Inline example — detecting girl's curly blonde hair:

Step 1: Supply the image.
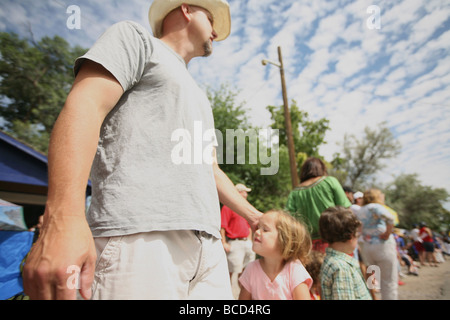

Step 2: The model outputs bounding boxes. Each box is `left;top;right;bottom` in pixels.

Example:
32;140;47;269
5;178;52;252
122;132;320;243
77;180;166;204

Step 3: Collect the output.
265;210;312;264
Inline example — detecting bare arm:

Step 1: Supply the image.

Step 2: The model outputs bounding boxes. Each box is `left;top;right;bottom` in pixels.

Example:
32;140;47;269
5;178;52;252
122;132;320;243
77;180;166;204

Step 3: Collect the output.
293;283;311;300
379;223;394;240
23;60;124;300
212;149;262;231
46;60;123;212
238;286;252;300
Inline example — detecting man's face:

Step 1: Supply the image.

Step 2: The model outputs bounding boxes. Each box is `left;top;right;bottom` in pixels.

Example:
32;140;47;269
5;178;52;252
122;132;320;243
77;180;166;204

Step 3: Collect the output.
189;6;217;57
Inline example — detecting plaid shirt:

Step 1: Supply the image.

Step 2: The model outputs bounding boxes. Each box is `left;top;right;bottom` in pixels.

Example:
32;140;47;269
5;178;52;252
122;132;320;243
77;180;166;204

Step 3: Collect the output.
320;247;372;300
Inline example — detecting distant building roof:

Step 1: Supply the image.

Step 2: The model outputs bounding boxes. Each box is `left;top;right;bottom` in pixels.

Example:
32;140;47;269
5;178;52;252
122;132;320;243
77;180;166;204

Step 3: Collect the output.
0;130;91;191
0;131;48;186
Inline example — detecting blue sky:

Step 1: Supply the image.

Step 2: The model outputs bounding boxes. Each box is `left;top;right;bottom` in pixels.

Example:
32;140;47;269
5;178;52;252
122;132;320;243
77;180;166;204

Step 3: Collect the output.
1;0;450;202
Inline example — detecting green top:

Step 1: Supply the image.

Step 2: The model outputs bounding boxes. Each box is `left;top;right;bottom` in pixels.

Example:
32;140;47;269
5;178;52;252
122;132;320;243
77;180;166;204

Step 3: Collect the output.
285;176;351;240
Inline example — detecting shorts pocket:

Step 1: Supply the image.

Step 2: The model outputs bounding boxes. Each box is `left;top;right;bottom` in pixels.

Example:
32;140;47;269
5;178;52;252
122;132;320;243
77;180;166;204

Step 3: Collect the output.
95;236;123;274
91;236;123;298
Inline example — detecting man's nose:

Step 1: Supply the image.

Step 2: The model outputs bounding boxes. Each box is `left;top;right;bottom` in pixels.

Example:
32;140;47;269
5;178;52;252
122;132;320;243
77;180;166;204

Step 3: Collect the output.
212;29;218;40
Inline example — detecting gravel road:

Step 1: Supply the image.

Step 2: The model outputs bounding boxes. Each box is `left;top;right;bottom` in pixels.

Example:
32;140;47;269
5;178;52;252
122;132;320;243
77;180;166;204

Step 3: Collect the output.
398;258;450;300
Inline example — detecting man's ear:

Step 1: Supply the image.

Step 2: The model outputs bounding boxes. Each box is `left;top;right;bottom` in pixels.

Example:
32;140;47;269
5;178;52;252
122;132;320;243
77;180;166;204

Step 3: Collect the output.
180;4;193;22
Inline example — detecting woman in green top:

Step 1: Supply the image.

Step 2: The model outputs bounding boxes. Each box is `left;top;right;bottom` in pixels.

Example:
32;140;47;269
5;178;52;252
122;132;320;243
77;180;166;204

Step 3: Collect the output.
286;157;351;252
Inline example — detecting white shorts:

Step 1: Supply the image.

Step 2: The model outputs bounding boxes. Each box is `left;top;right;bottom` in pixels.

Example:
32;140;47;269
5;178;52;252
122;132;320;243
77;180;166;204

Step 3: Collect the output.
226;239;255;273
91;230;233;300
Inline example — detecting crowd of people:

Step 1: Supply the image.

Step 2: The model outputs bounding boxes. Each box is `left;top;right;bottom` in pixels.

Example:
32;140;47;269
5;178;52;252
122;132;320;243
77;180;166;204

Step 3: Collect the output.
222;157;450;300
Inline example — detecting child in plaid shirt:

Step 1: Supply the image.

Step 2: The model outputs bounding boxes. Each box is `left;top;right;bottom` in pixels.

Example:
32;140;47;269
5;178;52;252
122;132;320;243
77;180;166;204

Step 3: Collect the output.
319;206;372;300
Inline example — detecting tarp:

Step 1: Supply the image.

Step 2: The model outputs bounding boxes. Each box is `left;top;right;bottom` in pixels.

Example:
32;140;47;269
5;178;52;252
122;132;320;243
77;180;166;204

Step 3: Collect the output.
0;199;27;231
0;231;34;299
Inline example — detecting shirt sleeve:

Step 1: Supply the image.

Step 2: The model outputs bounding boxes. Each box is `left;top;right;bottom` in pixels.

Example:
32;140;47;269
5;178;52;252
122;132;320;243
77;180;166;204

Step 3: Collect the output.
238;261;254;294
285;191;297;214
376;205;395;225
291;260;313;290
74;21;151;92
329;177;352;208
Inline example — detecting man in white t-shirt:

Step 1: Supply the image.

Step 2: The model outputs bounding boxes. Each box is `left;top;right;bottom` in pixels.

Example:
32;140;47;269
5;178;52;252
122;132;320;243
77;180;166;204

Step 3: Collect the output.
23;0;262;300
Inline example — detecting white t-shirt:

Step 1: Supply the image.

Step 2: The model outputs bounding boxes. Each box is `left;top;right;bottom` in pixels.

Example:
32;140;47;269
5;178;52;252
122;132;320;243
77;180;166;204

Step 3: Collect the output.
75;21;221;238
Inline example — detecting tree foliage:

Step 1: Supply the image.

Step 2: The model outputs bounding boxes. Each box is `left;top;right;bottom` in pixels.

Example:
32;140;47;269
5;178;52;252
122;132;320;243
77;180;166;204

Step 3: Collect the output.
267;100;330;176
384;174;450;231
208;87;331;211
0;32;86;153
332;122;401;190
207;85;292;211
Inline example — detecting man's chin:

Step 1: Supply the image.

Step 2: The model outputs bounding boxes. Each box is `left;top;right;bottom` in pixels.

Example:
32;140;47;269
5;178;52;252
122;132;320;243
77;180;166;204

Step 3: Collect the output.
203;42;213;57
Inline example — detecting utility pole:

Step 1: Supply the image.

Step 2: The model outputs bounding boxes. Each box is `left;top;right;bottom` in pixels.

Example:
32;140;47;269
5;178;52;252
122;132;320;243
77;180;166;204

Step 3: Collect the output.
278;46;299;189
262;47;299;189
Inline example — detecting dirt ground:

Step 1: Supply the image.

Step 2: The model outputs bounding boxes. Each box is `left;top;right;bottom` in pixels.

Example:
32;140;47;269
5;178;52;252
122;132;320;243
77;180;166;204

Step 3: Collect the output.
231;257;450;300
398;257;450;300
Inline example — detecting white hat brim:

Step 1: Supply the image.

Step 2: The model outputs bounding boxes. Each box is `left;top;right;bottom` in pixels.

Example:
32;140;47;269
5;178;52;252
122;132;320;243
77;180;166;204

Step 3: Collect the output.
149;0;231;41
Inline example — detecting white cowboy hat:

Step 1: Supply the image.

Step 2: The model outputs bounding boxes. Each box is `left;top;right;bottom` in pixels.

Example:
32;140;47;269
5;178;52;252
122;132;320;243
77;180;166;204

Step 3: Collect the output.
149;0;231;41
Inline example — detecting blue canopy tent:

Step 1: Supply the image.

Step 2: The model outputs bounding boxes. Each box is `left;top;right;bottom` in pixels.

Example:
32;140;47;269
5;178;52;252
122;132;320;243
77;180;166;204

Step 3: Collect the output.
0;199;34;300
0;131;92;299
0;198;28;231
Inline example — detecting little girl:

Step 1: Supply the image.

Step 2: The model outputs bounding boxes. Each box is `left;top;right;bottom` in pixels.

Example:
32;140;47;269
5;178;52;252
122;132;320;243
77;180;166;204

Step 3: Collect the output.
238;210;313;300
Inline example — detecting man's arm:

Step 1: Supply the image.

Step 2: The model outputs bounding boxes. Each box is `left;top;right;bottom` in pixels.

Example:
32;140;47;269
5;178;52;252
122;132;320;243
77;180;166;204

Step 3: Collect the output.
212;149;262;231
23;60;124;300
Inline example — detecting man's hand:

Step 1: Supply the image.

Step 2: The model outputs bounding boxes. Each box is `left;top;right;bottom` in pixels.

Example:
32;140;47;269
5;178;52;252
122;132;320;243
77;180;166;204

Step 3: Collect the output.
222;241;231;253
23;213;97;300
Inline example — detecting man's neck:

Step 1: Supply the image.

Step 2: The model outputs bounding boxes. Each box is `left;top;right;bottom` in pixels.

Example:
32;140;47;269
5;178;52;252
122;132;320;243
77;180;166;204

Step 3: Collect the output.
160;34;196;65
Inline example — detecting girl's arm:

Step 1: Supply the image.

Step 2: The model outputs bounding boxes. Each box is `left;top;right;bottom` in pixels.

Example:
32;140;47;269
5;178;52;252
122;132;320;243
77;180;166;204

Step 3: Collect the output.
238;287;252;300
293;283;311;300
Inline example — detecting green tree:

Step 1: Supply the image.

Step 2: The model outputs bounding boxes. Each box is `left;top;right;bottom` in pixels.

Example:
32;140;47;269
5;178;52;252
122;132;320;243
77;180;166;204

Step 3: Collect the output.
207;85;291;211
332;122;401;190
267;100;330;176
384;174;450;231
0;32;86;153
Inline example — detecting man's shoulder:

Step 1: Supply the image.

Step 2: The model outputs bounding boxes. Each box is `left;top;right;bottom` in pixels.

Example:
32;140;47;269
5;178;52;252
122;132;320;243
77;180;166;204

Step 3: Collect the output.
104;20;155;43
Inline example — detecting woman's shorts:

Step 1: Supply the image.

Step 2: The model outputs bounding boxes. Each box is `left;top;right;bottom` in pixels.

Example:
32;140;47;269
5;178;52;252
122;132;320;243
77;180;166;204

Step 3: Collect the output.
423;241;435;253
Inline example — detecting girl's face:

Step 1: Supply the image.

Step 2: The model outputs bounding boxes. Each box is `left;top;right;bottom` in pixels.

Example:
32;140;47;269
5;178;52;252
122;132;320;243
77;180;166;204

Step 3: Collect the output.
253;213;282;258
